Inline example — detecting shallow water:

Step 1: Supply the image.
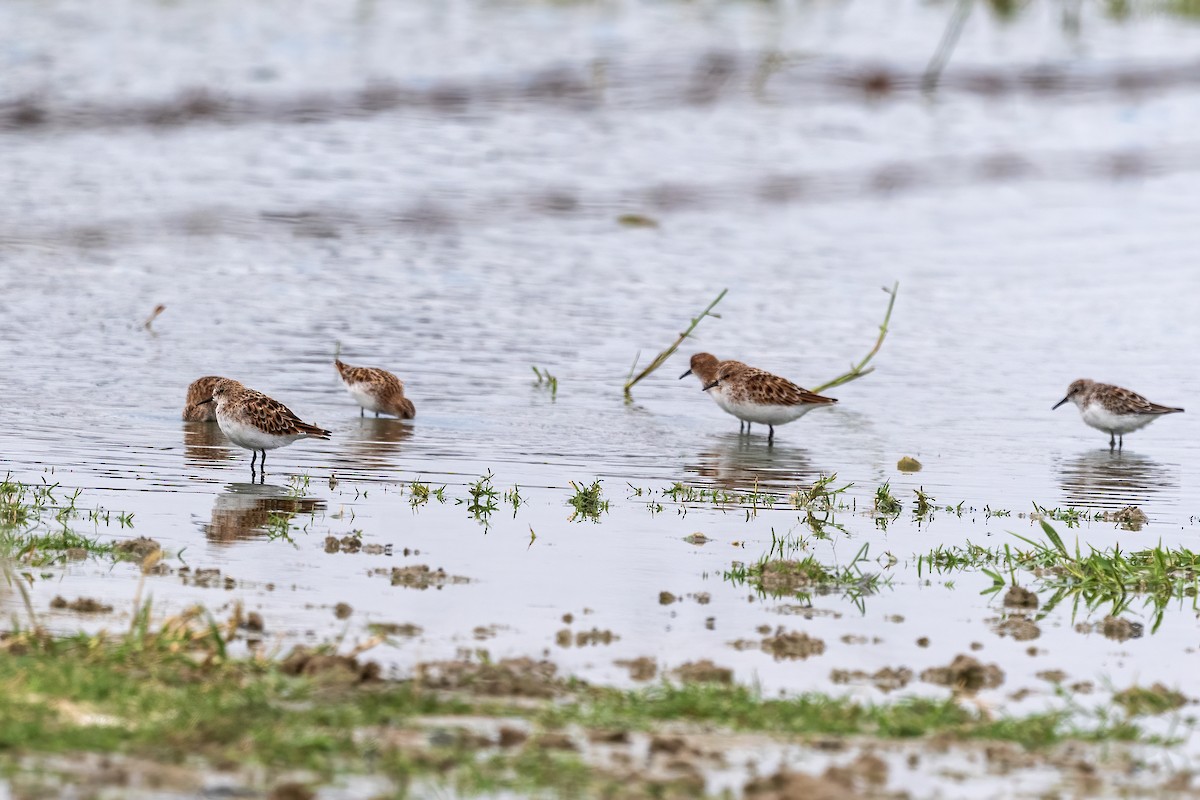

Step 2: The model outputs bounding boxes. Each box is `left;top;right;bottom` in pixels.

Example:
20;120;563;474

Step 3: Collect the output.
3;0;1200;790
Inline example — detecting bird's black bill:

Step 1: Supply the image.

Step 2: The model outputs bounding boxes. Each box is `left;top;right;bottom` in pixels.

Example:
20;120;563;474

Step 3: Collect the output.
679;369;692;380
702;380;720;392
1051;397;1069;410
198;397;214;405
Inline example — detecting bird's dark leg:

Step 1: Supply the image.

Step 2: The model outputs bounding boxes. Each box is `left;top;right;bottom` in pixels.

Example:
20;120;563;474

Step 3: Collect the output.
375;412;379;418
260;450;267;480
360;408;364;418
768;425;775;445
1119;434;1124;450
1109;432;1115;450
746;422;752;434
250;450;258;472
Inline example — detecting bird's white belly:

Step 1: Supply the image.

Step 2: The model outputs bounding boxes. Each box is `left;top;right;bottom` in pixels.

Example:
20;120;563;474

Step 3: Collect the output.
217;416;300;450
344;382;386;413
724;398;819;426
1080;404;1155;435
704;387;733;414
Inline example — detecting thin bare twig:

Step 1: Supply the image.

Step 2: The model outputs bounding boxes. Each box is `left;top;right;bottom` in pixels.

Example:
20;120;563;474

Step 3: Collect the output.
922;0;973;95
624;289;728;397
810;282;899;395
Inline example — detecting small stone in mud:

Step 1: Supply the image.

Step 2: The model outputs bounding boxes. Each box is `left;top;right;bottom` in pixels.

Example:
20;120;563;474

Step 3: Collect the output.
50;596;113;613
324;535;362;554
920;654;1004;692
555;629;572;647
691;592;711;605
916;637;930;648
334;602;352;620
683;532;711;545
970;641;983;651
114;537;162;559
897;456;922;472
1003;585;1039;609
658;591;677;605
672;659;733;684
616;656;657;681
1037;669;1068;684
884;614;904;623
561;613;574;624
243;612;264;632
705;616;715;630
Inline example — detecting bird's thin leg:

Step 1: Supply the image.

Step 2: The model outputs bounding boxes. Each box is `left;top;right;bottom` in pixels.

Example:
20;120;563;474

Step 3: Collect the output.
260;450;266;479
1109;432;1115;450
1119;434;1124;450
746;422;752;434
375;412;379;418
360;408;364;418
250;450;258;472
768;425;775;445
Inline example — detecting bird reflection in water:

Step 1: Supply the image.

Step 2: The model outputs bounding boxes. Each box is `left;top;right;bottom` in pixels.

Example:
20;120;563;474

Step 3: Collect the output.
683;433;819;495
205;482;326;544
183;421;232;464
1057;449;1176;511
333;417;414;471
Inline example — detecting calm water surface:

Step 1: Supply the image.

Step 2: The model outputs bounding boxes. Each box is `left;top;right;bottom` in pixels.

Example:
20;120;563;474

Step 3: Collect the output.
3;0;1200;787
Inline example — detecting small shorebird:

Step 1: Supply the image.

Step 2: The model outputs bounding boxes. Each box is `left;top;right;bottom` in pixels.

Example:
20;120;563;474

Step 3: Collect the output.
182;376;226;422
198;379;331;476
335;358;415;419
681;352;838;443
1053;379;1183;450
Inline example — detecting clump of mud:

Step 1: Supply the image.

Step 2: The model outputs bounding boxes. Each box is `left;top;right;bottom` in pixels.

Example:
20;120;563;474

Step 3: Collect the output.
920;654;1004;692
897;456;922;472
1098;506;1148;531
280;646;380;684
557;628;619;647
50;596;112;614
1113;683;1188;716
990;615;1041;641
369;622;422;638
658;591;677;605
415;657;563;697
178;567;236;589
671;660;733;684
114;537;162;559
324;535;361;554
377;565;469;590
1075;616;1144;642
746;753;888;799
1003;585;1039;609
616;657;657;681
732;628;825;661
831;666;913;693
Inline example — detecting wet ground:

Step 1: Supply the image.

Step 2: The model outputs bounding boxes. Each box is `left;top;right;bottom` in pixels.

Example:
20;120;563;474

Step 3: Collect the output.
3;0;1200;796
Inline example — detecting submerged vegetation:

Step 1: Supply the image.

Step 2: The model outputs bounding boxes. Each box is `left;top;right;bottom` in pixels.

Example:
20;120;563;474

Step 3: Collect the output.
567;480;609;522
919;522;1200;629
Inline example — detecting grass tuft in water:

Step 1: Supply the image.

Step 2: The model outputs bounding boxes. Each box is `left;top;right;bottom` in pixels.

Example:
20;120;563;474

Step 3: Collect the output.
531;365;558;399
567;480;609;523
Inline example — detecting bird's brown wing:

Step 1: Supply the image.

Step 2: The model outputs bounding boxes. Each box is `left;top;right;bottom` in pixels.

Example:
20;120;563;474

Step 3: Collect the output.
336;360;404;391
1104;386;1184;415
734;367;838;407
243;390;331;438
